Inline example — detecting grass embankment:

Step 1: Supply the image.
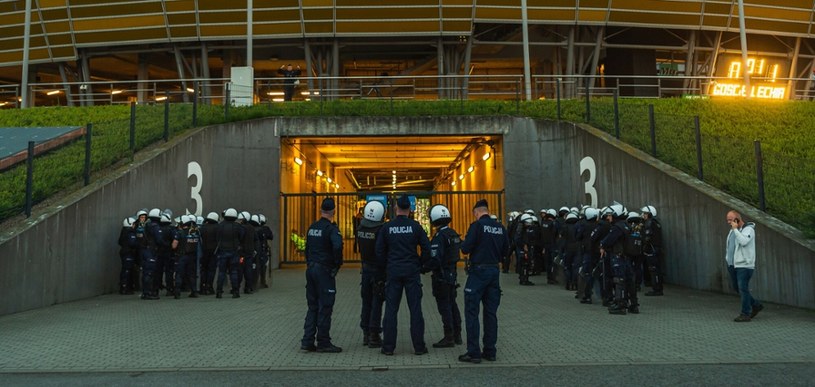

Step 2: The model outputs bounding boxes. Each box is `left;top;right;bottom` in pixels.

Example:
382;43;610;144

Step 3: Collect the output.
0;99;812;236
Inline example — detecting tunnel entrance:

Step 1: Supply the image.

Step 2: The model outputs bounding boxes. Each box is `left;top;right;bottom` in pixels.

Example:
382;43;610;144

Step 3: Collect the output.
280;191;504;264
278;134;505;263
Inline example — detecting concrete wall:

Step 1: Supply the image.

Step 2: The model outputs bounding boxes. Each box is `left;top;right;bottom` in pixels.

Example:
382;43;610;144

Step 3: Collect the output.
0;119;281;316
504;117;815;309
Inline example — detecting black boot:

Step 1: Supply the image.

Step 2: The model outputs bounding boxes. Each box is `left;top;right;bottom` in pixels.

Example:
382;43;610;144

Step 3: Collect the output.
368;332;383;348
363;331;370;346
433;329;456;348
453;329;463;345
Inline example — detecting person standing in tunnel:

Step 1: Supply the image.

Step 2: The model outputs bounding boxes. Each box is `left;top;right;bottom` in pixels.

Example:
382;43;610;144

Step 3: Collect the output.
459;199;509;363
301;197;344;353
376;194;432;356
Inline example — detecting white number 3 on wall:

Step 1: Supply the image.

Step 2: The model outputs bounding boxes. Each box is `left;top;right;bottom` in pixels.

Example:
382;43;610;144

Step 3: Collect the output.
580;156;598;208
187;161;203;216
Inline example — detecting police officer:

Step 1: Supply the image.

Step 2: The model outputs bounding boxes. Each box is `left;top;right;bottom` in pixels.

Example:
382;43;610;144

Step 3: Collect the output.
428;204;463;348
459;199;509;364
579;208;600;304
301;197;343;353
600;202;639;315
503;211;520;273
172;215;201;299
199;212;219;295
517;214;538;286
156;212;176;296
559;212;582;291
238;211;257;295
641;205;664;296
118;217;138;295
138;208;163;300
376;194;432;356
255;214;274;289
627;212;646;294
540;209;559;285
356;200;387;348
215;208;245;299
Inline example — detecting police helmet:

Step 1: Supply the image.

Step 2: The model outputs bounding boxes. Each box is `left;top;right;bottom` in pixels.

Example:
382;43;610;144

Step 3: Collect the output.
123;217;135;228
546;209;557;218
627;212;641;222
565;213;578;221
136;209;148;218
490;214;498;221
558;206;570;216
641;205;657;218
364;201;386;223
237;211;249;222
206;212;220;223
520;213;534;224
524;209;535;215
160;214;172;224
608;202;626;218
174;216;181;225
258;214;267;225
250;214;261;226
223;208;238;220
196;216;204;225
429;204;452;227
570;207;579;215
585;208;600;221
148;208;162;219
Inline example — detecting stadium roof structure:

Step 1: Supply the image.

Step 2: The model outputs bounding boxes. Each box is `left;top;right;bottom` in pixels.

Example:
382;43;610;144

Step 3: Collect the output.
3;0;815;67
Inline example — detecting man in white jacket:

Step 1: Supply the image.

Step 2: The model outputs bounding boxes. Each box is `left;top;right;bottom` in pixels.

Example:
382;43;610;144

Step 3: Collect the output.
725;210;764;322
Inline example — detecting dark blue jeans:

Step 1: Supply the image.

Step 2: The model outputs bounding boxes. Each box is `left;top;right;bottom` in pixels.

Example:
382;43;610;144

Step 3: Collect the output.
382;271;425;353
728;265;761;316
463;265;501;359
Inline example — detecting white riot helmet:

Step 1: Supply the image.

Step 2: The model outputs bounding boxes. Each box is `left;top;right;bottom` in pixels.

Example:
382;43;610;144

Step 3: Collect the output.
570;207;579;215
206;212;220;223
565;213;578;221
250;214;261;225
585;208;600;221
641;205;657;218
180;215;191;224
546;209;557;218
223;208;238;220
237;211;250;222
160;214;172;224
429;204;452;227
258;214;267;225
608;202;626;218
627;212;641;221
163;209;174;219
148;208;162;219
520;213;534;224
123;217;135;228
558;206;570;216
524;209;535;215
364;201;386;223
136;209;148;218
196;216;204;225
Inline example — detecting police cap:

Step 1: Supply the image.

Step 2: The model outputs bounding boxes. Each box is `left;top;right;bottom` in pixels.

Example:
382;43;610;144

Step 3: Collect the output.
397;194;411;210
473;199;489;210
321;197;335;211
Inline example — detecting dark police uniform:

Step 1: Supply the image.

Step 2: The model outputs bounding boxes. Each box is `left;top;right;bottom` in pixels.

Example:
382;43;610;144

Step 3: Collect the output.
460;200;509;363
137;218;162;299
255;221;274;288
356;218;385;346
540;216;559;284
118;223;139;294
430;225;463;347
519;219;541;285
199;220;218;295
600;218;637;314
215;218;245;298
375;196;431;355
643;217;664;295
241;220;257;294
173;223;201;298
156;221;176;295
579;219;599;302
559;217;582;290
301;198;343;352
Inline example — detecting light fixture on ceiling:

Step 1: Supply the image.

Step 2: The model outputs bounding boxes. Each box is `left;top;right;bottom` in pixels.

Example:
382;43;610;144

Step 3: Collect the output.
451;181;456;187
47;90;61;95
467;166;475;173
317;170;324;177
111;90;123;95
327;177;333;183
458;174;464;181
482;152;491;161
294;157;303;166
186;87;195;93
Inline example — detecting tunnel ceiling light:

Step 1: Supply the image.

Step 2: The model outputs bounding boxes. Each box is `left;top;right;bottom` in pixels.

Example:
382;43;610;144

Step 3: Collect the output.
294;157;303;166
186;87;195;93
392;170;396;174
301;91;319;95
467;166;475;173
459;174;464;180
335;183;340;189
482;152;491;161
111;90;123;95
47;90;61;95
272;98;284;102
317;170;323;177
267;91;285;96
327;177;333;183
451;181;456;187
155;96;168;101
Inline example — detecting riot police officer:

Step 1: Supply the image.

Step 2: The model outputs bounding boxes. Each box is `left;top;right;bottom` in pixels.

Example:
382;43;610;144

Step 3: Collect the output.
641;205;664;296
517;214;539;286
559;212;582;291
503;211;521;273
579;208;600;304
428;204;463;348
600;202;639;315
301;197;344;353
238;211;257;295
118;217;138;295
376;194;432;356
156;212;176;296
138;208;163;300
172;215;201;299
215;208;245;299
199;212;219;295
540;209;559;285
356;200;387;348
458;199;509;363
255;214;274;289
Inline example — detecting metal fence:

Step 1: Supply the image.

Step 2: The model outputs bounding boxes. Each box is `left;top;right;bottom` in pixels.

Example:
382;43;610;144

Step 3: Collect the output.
280;191;503;264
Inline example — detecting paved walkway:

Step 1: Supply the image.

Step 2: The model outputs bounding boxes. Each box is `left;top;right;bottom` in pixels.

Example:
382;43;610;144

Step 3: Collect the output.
0;266;813;375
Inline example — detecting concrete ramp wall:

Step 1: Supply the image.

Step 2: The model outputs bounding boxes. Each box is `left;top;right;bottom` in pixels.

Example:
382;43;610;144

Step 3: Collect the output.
1;116;812;316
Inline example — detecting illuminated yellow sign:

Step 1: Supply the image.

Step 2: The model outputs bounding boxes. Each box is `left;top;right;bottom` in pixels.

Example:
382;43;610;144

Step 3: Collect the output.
710;57;786;99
